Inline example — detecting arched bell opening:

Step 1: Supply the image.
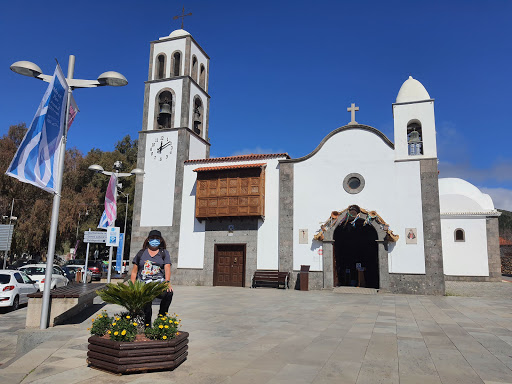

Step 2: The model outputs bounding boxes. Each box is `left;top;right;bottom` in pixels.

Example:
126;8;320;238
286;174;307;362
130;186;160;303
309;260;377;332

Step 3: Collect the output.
193;96;204;136
153;88;176;130
407;119;423;156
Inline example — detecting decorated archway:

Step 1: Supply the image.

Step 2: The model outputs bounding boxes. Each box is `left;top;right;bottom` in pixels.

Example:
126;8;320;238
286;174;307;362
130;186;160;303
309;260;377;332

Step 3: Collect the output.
314;205;399;290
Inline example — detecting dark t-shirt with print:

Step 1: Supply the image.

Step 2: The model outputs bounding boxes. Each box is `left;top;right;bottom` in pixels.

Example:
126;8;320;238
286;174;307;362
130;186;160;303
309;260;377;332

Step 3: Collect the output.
132;249;171;283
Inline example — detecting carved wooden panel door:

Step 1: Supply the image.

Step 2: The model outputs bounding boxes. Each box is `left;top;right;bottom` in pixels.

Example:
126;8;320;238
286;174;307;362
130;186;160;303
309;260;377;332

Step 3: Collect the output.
214;244;245;287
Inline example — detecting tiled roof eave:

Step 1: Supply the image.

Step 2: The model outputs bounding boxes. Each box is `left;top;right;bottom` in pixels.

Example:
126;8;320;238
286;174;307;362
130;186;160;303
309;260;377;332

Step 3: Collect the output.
185;153;290;164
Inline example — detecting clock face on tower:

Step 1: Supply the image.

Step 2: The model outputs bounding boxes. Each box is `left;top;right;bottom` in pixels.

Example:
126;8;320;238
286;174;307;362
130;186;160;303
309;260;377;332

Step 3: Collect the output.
148;133;174;162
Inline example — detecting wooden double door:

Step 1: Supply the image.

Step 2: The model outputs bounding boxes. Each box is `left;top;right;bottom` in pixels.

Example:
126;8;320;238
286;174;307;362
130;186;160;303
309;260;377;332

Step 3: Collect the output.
213;244;246;287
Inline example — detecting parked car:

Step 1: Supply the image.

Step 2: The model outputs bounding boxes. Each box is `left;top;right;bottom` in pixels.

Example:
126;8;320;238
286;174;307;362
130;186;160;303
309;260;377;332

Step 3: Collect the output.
0;270;39;310
67;260;102;281
66;265;93;283
19;264;69;291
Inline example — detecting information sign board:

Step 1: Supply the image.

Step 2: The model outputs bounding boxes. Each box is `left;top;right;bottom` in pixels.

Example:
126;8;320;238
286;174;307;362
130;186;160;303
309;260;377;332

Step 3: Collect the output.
106;227;120;247
84;231;107;244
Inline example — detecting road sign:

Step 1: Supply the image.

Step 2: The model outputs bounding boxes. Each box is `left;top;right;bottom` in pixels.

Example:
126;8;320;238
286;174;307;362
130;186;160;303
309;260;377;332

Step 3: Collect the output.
106;227;120;247
84;231;107;244
0;224;14;251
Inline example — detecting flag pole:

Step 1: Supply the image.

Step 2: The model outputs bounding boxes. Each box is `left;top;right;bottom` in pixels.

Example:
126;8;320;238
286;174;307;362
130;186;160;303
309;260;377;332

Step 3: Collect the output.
40;55;74;330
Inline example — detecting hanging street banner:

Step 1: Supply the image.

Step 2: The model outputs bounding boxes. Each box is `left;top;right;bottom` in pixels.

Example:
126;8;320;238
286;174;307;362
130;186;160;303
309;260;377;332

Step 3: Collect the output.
115;234;124;272
0;225;14;251
84;231;107;244
6;64;70;193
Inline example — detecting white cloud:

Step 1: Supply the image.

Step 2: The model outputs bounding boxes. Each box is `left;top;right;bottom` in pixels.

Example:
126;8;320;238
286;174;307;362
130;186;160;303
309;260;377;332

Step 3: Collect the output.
480;187;512;211
230;146;285;156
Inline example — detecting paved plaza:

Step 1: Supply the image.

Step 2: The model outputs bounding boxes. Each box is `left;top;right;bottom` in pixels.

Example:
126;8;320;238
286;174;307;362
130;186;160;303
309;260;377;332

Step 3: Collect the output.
0;284;512;384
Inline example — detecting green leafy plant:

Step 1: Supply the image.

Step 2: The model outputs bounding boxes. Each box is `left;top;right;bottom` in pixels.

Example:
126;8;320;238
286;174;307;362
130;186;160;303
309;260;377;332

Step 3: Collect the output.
89;311;113;336
97;280;169;317
110;315;138;342
145;313;181;340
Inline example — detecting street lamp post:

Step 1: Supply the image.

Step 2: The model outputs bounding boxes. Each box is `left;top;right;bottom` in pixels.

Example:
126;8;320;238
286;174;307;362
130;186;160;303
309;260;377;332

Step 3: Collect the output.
11;56;128;330
89;161;143;283
2;199;16;270
119;191;129;274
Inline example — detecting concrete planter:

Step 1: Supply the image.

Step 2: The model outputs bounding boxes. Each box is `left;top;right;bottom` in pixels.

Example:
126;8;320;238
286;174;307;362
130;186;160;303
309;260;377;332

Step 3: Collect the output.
87;331;188;374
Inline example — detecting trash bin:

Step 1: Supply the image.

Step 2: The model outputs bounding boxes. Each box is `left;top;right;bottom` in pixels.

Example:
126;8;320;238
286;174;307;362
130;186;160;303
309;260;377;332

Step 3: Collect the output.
300;265;310;291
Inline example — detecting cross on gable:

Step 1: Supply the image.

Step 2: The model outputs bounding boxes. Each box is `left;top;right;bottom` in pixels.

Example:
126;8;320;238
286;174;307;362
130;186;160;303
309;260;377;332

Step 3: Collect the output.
173;6;193;29
347;103;359;125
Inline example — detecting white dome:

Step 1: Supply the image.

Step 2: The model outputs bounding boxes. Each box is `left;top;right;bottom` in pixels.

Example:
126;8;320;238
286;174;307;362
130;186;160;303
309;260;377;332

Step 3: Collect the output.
169;29;190;38
396;76;431;103
438;178;495;213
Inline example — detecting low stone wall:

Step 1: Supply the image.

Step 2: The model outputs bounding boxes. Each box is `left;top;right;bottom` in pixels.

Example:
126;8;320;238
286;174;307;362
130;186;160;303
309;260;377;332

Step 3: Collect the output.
502;255;512;275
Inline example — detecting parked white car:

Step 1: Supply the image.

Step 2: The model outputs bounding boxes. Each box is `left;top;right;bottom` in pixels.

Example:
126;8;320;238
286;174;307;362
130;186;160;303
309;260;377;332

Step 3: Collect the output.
19;264;69;291
0;269;39;310
66;265;93;283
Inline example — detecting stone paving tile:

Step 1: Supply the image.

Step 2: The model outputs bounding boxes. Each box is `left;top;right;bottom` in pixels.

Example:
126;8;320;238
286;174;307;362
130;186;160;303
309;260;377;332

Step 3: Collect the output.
1;286;512;384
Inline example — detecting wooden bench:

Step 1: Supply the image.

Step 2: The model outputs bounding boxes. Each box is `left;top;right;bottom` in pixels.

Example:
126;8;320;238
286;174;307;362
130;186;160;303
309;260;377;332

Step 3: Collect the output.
252;271;290;289
26;283;106;328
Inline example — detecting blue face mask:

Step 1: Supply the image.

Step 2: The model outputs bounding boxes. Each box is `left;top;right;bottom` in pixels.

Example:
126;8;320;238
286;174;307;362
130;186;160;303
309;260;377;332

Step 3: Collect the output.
149;239;161;247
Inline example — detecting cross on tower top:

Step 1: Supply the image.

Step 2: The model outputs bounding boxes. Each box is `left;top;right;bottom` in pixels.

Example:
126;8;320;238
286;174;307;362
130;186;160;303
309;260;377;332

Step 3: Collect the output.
347;103;359;125
173;6;193;29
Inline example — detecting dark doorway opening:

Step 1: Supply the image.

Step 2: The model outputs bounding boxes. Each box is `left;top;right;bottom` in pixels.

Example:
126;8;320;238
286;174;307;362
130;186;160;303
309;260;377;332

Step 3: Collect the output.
333;219;379;288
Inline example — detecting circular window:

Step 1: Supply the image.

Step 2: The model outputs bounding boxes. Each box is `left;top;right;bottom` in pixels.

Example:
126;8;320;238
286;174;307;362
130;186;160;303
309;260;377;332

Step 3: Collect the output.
343;173;365;194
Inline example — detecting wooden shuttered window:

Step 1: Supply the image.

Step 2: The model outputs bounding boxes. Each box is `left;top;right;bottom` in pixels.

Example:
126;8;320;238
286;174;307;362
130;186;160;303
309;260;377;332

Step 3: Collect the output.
195;166;265;219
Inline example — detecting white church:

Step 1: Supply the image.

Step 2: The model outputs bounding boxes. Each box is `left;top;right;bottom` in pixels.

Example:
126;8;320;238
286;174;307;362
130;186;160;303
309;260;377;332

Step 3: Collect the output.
129;28;501;295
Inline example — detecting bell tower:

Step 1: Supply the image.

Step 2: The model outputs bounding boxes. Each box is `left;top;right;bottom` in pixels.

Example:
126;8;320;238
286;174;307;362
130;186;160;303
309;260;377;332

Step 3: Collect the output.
392;76;437;161
130;28;211;265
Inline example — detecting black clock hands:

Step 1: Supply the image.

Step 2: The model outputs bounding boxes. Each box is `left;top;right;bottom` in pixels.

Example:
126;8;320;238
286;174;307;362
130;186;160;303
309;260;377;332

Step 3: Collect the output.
157;141;172;153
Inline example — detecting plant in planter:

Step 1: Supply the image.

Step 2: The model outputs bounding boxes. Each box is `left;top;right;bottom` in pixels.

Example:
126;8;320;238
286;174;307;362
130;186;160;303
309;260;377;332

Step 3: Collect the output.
87;281;189;374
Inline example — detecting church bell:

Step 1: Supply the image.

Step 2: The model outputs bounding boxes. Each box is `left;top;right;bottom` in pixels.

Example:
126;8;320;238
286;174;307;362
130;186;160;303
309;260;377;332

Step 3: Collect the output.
408;130;421;144
159;102;172;116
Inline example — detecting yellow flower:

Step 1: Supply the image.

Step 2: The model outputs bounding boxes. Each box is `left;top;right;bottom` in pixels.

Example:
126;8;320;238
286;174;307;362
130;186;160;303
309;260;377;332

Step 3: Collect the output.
121;330;126;335
91;319;94;322
163;336;167;340
169;320;172;323
158;314;162;317
174;321;179;324
116;317;120;320
126;316;130;319
133;322;138;326
159;325;163;329
164;325;169;329
108;330;111;334
176;332;180;336
114;331;119;336
146;324;149;326
112;322;116;326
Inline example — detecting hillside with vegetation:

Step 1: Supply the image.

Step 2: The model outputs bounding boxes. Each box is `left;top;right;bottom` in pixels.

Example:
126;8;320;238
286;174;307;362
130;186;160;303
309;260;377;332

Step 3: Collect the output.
498;209;512;240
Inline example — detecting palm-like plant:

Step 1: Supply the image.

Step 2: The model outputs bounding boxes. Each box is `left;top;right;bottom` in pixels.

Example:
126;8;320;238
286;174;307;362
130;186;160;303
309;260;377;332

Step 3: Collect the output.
97;281;169;316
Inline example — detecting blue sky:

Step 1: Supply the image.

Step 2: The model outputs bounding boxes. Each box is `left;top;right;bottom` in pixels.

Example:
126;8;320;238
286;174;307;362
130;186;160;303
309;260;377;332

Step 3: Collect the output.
1;0;511;210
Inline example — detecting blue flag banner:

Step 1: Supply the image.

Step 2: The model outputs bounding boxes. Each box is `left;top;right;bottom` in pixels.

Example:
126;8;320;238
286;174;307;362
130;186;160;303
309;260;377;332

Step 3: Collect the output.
116;234;124;272
6;64;69;193
98;210;109;229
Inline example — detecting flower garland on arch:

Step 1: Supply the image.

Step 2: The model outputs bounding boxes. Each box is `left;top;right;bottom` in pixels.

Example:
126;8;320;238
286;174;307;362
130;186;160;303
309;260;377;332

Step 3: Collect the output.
313;206;399;242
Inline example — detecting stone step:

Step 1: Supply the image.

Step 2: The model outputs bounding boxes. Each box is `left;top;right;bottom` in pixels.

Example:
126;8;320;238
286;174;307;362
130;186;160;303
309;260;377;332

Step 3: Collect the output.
332;286;378;295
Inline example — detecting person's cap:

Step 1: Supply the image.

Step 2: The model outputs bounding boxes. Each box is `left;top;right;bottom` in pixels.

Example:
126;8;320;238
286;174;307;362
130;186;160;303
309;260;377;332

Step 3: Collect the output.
148;229;162;238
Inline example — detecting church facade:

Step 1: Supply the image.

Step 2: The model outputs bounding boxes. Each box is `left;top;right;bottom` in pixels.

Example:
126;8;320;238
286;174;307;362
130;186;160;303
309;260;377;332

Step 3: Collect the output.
129;29;501;295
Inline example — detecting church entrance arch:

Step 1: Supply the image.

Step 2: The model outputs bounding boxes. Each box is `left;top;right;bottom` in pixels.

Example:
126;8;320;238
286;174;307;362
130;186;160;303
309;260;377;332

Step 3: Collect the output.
315;205;399;290
333;217;378;288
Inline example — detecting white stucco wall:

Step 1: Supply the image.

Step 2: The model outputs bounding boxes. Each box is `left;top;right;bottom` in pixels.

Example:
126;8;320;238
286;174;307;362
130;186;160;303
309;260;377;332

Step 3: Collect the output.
147;80;183;131
152;39;187;80
178;158;283;270
140;130;178;227
188;134;207;161
292;128;426;274
441;217;489;276
393;101;437;161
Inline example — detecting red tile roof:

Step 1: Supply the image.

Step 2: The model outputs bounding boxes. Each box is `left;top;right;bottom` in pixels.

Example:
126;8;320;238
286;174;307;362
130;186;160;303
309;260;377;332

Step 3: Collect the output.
185;153;290;164
500;237;512;246
193;163;267;172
